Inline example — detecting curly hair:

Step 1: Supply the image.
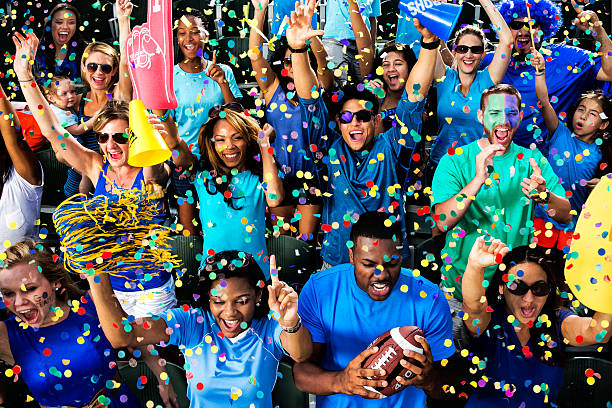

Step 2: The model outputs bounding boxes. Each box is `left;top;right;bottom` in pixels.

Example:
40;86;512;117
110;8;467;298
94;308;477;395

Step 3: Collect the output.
485;245;565;367
197;250;269;319
496;0;563;40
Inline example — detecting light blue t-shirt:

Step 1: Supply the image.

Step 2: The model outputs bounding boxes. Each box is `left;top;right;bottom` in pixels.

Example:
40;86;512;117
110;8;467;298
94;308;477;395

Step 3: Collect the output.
298;264;456;408
162;307;284;408
169;63;242;157
300;92;424;266
431;66;494;164
192;169;270;278
480;43;602;151
534;123;601;231
323;0;380;41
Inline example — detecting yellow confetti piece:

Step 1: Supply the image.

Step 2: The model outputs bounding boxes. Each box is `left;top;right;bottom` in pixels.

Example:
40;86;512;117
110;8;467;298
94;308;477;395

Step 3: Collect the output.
400;284;408;292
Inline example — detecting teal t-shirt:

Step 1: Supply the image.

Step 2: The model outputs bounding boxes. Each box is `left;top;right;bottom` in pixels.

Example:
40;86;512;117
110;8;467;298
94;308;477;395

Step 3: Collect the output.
192;170;270;278
431;141;565;300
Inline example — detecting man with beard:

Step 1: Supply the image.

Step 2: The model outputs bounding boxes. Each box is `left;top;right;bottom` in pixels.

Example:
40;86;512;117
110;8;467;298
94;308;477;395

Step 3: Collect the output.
431;84;570;336
481;0;612;150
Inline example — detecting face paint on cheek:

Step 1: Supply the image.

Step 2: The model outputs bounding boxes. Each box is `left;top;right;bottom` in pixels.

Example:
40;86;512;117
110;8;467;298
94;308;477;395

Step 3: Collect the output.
484;94;520;130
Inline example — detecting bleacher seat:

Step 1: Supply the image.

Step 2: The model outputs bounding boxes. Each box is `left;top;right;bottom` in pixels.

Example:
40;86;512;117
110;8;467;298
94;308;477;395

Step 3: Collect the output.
169;234;204;305
266;235;318;291
272;361;309;408
557;356;612;408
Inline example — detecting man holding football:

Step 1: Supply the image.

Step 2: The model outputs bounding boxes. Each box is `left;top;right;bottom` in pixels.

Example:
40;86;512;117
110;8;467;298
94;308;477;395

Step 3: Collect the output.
294;211;456;406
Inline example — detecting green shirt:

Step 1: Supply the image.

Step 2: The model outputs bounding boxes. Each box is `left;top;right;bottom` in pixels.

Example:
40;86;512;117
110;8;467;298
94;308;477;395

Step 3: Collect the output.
431;141;565;300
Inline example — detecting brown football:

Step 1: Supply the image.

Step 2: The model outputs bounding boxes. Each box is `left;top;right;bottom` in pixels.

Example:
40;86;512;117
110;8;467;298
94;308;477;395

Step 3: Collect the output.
361;326;425;397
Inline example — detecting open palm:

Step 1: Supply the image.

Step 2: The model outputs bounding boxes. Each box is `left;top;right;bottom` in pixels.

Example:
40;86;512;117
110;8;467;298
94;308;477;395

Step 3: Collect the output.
286;0;324;49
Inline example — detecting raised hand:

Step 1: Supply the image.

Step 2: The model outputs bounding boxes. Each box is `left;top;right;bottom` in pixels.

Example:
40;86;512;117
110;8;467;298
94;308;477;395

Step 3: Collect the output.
258;123;276;149
530;50;546;73
571;0;603;34
413;18;438;43
117;0;133;18
474;144;505;183
251;0;270;12
126;0;177;109
267;255;300;329
12;32;39;79
286;0;325;49
468;236;509;270
521;157;547;200
206;51;227;85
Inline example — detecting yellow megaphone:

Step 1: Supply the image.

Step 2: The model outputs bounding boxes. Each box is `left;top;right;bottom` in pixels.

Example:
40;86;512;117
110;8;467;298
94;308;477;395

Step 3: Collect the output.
564;174;612;313
127;99;172;167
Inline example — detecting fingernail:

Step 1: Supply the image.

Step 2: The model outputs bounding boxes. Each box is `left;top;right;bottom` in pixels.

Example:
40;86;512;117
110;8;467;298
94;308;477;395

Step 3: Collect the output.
381;381;388;387
372;346;378;352
379;369;385;375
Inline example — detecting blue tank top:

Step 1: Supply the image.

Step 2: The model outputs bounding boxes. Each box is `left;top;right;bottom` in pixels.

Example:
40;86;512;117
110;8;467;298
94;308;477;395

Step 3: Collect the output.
4;294;138;408
64;97;100;197
93;162;170;292
267;85;317;177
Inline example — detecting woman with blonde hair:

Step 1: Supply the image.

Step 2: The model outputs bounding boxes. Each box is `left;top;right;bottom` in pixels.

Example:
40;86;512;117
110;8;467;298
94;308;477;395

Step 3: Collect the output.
0;240;138;407
168;102;283;278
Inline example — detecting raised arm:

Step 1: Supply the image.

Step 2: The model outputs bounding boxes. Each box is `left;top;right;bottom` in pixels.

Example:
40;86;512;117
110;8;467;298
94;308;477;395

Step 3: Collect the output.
347;0;375;79
149;110;197;169
286;0;325;98
531;50;559;135
260;124;284;207
405;19;438;102
248;0;279;104
86;272;170;348
12;32;102;183
479;0;512;84
462;237;509;336
268;256;312;362
571;0;612;82
115;0;133;101
0;84;42;185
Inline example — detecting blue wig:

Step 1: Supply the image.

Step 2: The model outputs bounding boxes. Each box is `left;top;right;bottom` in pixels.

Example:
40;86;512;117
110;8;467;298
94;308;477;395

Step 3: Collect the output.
496;0;563;40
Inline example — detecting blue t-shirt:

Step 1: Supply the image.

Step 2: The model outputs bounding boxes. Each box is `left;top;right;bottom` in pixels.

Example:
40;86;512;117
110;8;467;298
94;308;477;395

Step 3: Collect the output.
431;66;494;164
300;92;424;265
4;294;137;408
267;85;317;177
323;0;380;41
534;123;601;231
92;162;170;292
480;43;602;151
271;0;317;36
169;63;242;157
162;307;284;408
298;264;456;408
466;308;574;408
193;169;270;277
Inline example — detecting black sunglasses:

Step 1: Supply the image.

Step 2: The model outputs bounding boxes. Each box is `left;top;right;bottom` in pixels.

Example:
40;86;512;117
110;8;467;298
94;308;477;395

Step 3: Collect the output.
86;62;114;74
96;131;129;144
509;20;532;31
208;102;244;119
454;45;485;55
338;109;374;124
506;279;550;297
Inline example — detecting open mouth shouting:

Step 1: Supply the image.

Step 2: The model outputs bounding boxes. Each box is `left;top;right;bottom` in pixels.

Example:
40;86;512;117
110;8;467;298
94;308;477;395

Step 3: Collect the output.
386;74;400;88
516;36;532;50
370;281;390;298
220;318;242;333
493;126;511;146
18;308;40;325
348;129;364;143
91;75;108;88
107;150;124;162
520;305;535;319
57;31;71;44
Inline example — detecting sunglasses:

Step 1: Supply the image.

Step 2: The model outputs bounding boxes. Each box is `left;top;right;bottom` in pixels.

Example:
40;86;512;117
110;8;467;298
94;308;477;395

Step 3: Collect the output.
283;57;292;66
208;102;244;119
454;45;484;54
96;131;129;144
506;279;550;297
509;20;532;31
86;62;114;74
338;109;374;124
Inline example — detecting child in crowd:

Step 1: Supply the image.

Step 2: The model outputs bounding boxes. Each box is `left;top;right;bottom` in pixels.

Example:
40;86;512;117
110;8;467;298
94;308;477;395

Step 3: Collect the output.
44;76;96;195
532;51;611;253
